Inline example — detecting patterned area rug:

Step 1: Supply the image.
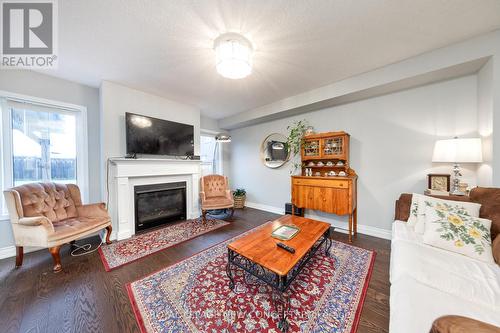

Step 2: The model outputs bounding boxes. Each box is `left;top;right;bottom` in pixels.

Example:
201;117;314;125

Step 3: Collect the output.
99;218;229;271
127;223;375;333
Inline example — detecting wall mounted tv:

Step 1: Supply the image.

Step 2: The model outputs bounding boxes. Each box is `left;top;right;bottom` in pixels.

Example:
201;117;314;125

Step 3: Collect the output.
126;112;194;157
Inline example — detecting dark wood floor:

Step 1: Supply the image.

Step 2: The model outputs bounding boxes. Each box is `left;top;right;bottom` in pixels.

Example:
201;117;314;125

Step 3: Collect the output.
0;208;390;333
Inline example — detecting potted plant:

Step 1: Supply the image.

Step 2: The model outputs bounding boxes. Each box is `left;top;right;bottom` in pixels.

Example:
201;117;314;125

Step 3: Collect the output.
286;120;311;174
233;188;246;209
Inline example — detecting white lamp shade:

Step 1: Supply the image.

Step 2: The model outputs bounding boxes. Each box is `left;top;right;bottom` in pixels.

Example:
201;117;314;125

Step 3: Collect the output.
432;138;483;163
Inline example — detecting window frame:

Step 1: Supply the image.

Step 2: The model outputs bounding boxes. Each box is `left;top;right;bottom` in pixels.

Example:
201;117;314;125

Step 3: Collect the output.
200;130;223;176
0;90;89;217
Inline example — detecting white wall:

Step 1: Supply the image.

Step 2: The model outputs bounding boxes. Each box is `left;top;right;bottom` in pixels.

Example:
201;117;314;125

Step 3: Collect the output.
100;81;201;233
229;75;479;237
100;81;200;160
477;59;494;186
0;70;100;250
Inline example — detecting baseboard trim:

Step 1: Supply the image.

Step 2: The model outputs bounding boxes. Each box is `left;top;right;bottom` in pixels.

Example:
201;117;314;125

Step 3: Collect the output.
0;246;15;260
0;245;43;260
245;202;285;215
245;201;392;240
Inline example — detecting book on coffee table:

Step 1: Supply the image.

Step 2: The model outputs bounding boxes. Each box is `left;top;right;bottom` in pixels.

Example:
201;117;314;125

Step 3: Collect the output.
271;225;300;240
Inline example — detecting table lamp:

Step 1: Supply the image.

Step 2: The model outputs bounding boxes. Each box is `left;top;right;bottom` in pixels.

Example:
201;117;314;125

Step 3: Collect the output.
432;137;482;195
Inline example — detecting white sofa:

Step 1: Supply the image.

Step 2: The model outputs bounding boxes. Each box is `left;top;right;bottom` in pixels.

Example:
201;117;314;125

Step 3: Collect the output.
389;220;500;333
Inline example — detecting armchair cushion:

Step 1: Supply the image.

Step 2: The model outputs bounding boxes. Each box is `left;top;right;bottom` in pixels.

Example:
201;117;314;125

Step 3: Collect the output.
201;196;234;210
49;216;110;243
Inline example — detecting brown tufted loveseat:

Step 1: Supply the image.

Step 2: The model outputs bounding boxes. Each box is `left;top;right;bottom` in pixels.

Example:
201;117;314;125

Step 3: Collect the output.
3;182;112;272
199;175;234;222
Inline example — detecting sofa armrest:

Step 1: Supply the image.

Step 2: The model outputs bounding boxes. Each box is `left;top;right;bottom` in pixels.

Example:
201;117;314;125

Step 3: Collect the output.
430;315;500;333
225;189;233;201
18;216;54;233
395;193;413;221
199;191;206;201
493;234;500;266
76;203;109;218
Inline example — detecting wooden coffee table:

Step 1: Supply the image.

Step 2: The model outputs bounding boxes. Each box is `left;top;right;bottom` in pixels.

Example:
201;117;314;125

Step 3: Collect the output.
226;215;332;332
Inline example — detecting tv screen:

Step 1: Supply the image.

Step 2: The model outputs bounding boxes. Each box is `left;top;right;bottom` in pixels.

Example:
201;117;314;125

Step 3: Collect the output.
126;112;194;156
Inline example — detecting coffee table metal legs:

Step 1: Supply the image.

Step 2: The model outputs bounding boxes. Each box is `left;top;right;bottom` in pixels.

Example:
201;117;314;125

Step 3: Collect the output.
324;228;333;256
226;249;235;290
272;286;290;332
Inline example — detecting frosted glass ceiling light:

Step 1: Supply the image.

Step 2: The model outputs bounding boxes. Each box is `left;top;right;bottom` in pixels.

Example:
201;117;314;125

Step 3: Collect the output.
214;33;253;79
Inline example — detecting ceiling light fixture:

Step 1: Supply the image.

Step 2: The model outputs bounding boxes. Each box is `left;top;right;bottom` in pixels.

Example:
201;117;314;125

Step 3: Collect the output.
214;32;253;79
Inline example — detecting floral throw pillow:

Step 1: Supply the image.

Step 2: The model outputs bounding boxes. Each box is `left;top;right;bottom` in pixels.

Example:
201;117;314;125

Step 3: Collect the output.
423;206;494;263
414;196;481;234
407;193;424;227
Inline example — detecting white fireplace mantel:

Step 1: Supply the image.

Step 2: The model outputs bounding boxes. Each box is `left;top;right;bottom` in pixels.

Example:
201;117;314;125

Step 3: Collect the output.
108;158;201;240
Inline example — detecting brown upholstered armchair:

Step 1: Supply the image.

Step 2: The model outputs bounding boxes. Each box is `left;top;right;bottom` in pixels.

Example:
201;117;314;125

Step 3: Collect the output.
3;183;112;272
199;175;234;222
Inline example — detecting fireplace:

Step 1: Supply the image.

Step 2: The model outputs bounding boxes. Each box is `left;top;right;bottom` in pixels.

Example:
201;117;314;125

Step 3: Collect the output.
134;182;187;232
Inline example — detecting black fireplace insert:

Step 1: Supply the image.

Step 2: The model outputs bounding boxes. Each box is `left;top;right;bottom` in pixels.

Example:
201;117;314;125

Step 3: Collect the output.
134;182;187;232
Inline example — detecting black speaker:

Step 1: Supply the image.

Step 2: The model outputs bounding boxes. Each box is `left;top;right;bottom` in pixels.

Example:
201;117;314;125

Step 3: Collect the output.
285;203;304;216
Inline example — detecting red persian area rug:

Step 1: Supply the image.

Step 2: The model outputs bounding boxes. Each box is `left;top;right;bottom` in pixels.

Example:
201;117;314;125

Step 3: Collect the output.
99;218;229;271
126;224;376;333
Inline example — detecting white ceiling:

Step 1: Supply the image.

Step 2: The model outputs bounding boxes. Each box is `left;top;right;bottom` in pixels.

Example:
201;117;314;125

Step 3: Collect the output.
46;0;500;119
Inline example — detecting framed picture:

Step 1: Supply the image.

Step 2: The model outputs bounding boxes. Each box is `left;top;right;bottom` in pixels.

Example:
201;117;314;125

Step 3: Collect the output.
427;174;451;192
271;225;300;241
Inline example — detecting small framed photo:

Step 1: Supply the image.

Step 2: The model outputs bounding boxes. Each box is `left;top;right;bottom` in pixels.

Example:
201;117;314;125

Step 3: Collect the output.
271;225;300;241
427;174;451;192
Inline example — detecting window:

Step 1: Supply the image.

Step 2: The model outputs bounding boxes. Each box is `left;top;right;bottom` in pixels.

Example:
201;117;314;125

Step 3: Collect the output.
200;134;222;176
11;107;77;186
1;94;88;215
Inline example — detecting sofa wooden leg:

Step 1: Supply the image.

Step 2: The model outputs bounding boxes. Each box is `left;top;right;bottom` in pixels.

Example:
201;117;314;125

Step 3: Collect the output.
105;225;112;245
15;246;23;268
49;246;62;273
229;207;235;219
202;210;207;223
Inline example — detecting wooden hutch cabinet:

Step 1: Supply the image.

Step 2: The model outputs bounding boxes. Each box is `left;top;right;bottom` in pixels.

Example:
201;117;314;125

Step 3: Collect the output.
291;131;358;242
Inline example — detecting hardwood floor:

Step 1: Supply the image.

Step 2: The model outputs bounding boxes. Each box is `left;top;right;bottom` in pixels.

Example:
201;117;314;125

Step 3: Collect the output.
0;208;390;333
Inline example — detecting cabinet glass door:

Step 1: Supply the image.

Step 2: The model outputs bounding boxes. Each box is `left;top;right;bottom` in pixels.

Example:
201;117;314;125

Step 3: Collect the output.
303;139;320;157
323;137;343;157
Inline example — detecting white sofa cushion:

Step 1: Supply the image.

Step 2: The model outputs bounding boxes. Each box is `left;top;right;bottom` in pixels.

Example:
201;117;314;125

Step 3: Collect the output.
391;221;500;309
390;276;500;333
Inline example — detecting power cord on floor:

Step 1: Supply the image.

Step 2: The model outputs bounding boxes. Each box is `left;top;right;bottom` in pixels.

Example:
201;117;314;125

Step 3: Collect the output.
70;240;104;257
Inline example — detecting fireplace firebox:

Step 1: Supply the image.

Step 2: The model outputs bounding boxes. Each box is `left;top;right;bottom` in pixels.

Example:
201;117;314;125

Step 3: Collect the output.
134;182;187;232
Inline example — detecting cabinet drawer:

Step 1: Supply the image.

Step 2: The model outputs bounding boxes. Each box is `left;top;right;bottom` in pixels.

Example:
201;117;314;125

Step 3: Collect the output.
292;178;349;189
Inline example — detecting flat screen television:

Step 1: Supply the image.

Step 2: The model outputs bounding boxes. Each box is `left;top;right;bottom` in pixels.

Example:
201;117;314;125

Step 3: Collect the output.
126;112;194;157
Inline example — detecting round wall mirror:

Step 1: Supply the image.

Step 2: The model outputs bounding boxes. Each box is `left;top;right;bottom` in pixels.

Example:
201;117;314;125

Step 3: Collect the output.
260;133;290;168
